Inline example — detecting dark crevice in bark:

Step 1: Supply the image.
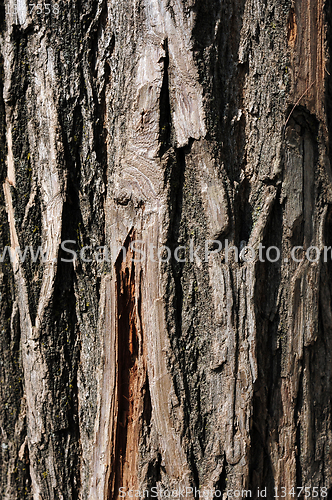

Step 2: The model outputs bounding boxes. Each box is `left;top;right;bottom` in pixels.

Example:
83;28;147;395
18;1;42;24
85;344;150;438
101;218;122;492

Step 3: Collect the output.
90;1;109;247
5;29;29;105
164;147;189;398
231;270;240;451
189;447;200;489
101;54;111;196
321;7;332;484
37;127;83;497
143;373;152;428
249;196;283;493
0;52;30;499
48;261;81;497
213;459;227;499
98;66;110;249
192;0;220;50
192;0;247;182
324;205;332;281
325;0;332;179
0;298;26;497
0;55;4;168
140;294;159;491
159;38;171;157
58;174;82;500
0;0;4;30
295;364;304;487
191;0;248;252
22;191;42;328
146;452;162;487
24;443;32;499
164;144;204;487
316;261;332;489
8;33;30;206
237;176;252;247
285;107;319;138
110;231;140;500
168;147;186;335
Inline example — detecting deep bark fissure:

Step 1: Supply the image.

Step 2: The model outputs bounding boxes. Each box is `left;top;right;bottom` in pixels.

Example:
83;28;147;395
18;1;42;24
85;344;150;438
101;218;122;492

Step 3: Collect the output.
159;38;171;158
213;458;227;499
0;49;33;499
111;232;142;500
165;144;200;485
295;362;304;488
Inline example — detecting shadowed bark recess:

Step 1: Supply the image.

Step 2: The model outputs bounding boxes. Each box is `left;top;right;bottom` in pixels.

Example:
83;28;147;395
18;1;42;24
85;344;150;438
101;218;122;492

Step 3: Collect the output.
1;0;332;499
110;233;146;500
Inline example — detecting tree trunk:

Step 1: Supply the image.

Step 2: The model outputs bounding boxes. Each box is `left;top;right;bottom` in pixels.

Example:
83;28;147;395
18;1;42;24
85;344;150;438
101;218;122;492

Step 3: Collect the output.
1;0;332;498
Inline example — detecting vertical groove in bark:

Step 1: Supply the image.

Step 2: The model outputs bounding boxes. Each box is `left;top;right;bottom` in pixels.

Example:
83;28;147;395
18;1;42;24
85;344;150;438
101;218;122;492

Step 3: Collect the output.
159;38;171;158
0;35;32;500
109;232;146;500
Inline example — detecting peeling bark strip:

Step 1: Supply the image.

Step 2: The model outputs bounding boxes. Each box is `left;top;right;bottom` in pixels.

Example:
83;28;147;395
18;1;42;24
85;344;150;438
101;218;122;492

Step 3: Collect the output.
1;0;332;498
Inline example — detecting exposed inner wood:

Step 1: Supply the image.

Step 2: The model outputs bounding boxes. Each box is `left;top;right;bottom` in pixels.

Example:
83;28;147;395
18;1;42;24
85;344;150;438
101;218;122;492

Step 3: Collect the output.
110;234;146;499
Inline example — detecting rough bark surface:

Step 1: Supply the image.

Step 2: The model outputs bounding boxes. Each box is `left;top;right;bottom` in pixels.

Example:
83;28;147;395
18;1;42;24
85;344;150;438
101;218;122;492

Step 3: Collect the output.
1;0;332;499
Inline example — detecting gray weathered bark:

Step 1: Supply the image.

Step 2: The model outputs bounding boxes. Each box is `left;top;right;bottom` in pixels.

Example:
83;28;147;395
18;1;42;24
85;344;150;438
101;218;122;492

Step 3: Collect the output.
1;0;332;498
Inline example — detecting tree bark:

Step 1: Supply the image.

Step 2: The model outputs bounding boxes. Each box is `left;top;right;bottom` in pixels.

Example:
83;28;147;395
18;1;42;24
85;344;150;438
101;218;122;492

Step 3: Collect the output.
1;0;332;498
